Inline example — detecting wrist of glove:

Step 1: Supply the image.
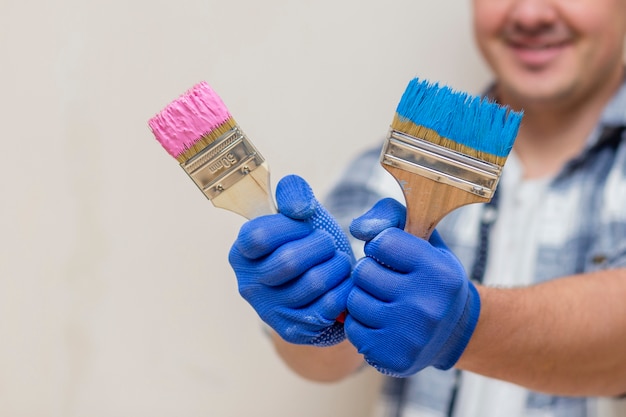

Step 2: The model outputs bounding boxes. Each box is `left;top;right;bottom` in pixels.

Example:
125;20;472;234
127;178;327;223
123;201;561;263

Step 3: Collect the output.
229;174;354;346
344;198;481;376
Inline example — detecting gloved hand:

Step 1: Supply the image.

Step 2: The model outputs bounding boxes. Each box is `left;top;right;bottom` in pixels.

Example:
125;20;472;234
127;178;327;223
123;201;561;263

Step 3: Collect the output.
344;198;481;377
229;174;355;346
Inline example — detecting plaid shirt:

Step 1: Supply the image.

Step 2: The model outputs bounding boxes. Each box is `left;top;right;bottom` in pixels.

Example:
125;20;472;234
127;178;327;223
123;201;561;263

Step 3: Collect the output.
324;79;626;417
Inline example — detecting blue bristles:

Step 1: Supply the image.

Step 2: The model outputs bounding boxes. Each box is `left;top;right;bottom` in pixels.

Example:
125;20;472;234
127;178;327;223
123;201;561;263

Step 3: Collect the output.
395;78;523;159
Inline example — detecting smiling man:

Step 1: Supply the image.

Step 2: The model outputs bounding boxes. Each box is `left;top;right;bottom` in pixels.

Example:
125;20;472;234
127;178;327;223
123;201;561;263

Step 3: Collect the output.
474;0;626;179
228;1;626;416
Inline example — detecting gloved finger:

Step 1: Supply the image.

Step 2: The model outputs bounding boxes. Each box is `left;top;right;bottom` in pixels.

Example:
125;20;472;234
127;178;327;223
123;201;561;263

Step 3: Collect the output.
230;229;336;288
263;252;352;308
350;198;406;242
364;228;433;273
233;214;313;259
346;286;390;329
307;277;353;322
268;278;351;343
343;314;380;349
255;229;337;286
344;314;426;377
276;174;318;220
351;257;406;302
270;306;334;343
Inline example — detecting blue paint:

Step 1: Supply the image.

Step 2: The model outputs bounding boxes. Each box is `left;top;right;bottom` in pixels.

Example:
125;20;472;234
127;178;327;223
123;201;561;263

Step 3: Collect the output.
399;179;411;193
396;78;523;158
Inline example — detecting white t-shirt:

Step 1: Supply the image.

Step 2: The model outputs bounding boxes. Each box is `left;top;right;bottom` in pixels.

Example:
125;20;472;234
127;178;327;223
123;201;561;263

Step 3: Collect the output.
453;153;551;417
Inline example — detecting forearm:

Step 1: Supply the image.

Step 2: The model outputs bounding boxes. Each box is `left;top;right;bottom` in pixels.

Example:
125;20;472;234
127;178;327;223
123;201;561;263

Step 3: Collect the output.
270;331;364;382
457;269;626;396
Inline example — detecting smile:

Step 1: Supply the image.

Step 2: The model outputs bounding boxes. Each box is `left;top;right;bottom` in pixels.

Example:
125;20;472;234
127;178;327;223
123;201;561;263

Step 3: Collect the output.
506;38;571;68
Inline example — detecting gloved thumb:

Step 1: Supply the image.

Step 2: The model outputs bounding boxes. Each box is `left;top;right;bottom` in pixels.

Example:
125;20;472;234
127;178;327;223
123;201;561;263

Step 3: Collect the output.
276;174;317;220
276;174;354;261
350;198;406;242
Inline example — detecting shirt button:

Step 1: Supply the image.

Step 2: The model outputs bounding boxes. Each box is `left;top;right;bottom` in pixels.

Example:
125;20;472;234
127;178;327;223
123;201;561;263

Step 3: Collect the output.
591;254;607;265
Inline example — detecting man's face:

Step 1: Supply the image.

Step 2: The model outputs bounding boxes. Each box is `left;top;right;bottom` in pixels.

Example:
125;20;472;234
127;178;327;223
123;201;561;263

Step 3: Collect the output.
473;0;626;107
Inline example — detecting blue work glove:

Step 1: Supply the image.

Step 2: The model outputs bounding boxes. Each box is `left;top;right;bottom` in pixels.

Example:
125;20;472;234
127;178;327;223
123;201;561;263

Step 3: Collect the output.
345;198;481;377
229;174;355;346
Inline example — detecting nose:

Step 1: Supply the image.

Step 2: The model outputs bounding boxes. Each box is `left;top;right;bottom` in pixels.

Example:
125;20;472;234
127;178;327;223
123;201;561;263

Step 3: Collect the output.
509;0;558;31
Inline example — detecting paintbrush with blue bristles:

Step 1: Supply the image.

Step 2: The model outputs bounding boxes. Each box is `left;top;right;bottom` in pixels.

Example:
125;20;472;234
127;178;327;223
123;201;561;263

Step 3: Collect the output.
380;78;523;239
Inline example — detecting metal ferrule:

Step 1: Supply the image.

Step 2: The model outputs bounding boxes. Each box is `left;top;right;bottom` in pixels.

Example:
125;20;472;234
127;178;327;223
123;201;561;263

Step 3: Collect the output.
181;126;265;200
381;129;502;198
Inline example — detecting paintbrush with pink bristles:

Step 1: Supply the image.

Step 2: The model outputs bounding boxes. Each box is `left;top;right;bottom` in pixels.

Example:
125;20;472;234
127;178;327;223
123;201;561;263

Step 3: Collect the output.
148;81;350;323
148;81;276;219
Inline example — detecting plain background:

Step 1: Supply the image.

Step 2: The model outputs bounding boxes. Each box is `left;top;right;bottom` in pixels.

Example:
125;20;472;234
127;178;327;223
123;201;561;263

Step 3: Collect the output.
0;1;490;416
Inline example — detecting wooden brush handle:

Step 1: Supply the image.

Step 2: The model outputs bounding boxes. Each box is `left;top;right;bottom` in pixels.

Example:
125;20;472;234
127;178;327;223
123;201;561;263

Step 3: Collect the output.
210;162;277;219
383;165;489;239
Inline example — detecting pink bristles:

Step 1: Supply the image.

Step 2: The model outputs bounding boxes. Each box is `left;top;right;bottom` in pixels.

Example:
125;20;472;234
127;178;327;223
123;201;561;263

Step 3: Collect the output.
148;81;232;159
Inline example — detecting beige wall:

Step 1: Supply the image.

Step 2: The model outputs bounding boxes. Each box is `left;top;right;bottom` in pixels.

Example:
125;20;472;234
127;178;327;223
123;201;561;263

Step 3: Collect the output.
0;1;490;416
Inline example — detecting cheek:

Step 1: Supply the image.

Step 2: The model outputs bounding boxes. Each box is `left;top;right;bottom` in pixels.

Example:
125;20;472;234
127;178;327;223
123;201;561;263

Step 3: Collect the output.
563;0;626;39
472;0;508;61
472;0;508;43
568;6;626;62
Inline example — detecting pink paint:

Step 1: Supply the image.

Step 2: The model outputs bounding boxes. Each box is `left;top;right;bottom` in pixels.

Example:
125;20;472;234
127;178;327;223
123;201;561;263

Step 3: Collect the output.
149;81;232;158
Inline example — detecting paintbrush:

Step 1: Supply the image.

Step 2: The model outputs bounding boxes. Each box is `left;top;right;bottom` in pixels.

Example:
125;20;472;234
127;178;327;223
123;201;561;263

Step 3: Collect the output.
148;81;354;324
380;78;523;239
148;81;276;219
